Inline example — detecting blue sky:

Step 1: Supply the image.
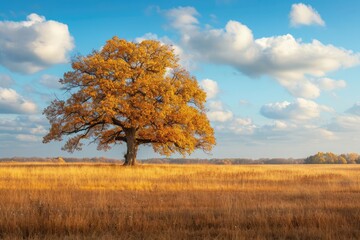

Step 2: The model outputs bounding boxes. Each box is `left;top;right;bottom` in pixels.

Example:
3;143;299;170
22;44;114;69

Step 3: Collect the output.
1;0;360;159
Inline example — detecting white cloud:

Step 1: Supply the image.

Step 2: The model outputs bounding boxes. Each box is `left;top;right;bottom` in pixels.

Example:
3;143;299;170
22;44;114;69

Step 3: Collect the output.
315;78;346;91
165;7;199;33
207;110;233;122
260;98;332;121
200;79;219;99
277;78;320;99
206;100;233;122
0;13;74;74
277;77;345;99
164;7;359;99
0;87;37;114
0;74;14;87
201;78;233;123
289;3;325;27
39;74;61;89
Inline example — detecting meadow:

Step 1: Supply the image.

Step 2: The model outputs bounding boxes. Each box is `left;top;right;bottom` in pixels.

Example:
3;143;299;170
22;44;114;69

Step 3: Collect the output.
0;163;359;239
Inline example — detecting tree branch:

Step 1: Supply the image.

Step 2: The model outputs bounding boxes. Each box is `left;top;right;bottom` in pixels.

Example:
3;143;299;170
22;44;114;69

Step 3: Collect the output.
111;117;125;128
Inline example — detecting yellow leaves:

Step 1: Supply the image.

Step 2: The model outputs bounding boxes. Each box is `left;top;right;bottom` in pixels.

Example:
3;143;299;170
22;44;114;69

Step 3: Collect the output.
44;36;215;156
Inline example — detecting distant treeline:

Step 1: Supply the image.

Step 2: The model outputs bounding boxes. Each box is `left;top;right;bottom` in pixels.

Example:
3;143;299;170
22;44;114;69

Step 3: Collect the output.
1;153;359;164
304;152;360;164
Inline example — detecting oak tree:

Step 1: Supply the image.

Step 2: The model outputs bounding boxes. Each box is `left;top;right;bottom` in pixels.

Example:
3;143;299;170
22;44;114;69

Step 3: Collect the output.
43;37;215;165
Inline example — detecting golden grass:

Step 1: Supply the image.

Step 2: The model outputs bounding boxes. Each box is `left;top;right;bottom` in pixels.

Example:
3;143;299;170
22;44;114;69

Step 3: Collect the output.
0;163;359;239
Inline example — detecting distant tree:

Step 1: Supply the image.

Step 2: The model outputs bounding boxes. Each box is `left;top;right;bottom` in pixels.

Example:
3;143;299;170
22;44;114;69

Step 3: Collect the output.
337;155;347;164
346;153;358;164
43;37;216;165
325;152;337;164
310;152;326;164
305;152;359;164
304;152;328;164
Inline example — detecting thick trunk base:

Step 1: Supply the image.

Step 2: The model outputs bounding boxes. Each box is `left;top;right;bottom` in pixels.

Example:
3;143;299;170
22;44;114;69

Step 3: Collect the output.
123;154;136;166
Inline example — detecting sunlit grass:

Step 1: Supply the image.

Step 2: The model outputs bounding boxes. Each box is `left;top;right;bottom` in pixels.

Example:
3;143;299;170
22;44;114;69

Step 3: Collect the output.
0;163;359;239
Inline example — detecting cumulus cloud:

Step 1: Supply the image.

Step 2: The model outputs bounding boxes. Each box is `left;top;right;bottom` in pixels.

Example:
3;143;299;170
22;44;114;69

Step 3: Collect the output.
289;3;325;27
206;100;233;122
164;7;359;98
0;13;74;74
200;79;219;99
38;74;61;89
260;98;333;121
0;87;37;114
277;78;320;99
0;74;14;87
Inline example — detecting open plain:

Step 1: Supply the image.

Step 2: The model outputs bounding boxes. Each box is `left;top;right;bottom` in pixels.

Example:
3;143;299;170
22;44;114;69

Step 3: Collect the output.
0;163;359;239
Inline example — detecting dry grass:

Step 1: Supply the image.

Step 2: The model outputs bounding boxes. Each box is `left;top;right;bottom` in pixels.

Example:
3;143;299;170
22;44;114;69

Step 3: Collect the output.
0;163;359;239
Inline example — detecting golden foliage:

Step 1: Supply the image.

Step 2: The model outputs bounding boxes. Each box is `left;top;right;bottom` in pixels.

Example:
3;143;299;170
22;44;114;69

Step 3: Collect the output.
43;37;215;164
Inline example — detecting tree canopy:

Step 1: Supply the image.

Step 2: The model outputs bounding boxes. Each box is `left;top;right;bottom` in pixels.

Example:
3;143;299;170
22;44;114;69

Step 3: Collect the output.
43;37;216;165
304;152;360;164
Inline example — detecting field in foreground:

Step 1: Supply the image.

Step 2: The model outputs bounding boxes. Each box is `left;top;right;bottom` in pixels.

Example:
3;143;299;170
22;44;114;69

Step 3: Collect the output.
0;163;359;239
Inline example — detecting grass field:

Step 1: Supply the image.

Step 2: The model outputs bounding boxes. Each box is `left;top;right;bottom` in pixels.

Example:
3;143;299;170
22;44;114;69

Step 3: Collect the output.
0;163;359;239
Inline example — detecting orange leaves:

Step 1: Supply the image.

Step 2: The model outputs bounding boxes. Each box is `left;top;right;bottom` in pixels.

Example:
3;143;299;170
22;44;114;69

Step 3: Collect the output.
43;37;215;157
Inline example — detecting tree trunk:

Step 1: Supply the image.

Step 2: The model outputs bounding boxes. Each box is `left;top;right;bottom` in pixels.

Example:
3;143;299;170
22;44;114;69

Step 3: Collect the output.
123;128;138;166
